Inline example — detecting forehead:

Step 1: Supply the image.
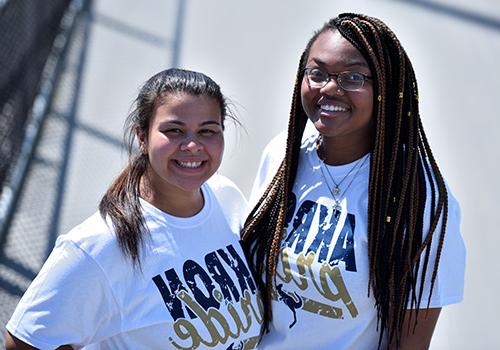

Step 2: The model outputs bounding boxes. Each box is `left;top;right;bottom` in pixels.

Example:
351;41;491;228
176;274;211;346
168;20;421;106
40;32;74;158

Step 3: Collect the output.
307;30;369;69
156;92;219;109
152;93;222;123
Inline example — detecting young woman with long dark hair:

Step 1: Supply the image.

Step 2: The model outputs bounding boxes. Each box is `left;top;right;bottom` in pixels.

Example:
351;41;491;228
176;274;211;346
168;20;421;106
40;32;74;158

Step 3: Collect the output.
6;68;262;350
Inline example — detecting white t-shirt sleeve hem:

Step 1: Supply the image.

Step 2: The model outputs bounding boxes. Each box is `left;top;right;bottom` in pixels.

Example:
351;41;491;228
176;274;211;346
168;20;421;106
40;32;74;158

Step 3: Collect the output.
6;236;120;348
407;294;464;310
4;327;61;350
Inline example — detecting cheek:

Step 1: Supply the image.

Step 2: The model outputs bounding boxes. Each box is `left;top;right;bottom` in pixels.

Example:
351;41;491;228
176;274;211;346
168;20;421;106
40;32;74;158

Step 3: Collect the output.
148;136;176;156
355;89;374;113
361;96;373;113
300;80;315;110
365;86;374;109
206;136;225;160
355;95;374;128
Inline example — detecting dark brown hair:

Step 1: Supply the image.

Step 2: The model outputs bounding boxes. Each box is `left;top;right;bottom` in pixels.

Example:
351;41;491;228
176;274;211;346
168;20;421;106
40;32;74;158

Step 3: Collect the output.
99;68;233;266
242;13;448;347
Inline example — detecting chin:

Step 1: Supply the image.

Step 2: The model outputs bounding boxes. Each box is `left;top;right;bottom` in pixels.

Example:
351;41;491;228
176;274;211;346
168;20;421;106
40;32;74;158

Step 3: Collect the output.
313;124;341;138
178;178;208;191
179;174;215;191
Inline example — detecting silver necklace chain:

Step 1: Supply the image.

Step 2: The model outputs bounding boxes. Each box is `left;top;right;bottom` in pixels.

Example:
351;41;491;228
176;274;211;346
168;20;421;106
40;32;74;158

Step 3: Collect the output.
317;137;370;212
319;155;369;212
322;156;365;196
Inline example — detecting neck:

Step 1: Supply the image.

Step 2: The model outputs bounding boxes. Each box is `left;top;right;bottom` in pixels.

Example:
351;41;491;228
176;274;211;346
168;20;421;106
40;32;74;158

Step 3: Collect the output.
139;176;204;217
318;133;373;165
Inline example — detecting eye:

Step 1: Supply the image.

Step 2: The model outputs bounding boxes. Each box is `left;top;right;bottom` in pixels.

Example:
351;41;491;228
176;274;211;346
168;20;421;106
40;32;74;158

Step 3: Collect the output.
199;128;220;136
342;72;365;82
307;68;327;82
162;128;183;135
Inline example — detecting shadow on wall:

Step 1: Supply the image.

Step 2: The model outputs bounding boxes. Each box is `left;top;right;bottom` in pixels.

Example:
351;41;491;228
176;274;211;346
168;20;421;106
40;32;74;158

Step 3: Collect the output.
401;0;500;31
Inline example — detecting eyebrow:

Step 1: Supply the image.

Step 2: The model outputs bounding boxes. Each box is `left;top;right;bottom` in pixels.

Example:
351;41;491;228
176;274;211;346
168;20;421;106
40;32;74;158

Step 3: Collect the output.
312;57;369;68
160;120;222;127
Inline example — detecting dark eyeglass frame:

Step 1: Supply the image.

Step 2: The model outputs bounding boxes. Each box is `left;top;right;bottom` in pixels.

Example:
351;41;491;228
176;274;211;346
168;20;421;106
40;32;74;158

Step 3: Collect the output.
303;68;372;92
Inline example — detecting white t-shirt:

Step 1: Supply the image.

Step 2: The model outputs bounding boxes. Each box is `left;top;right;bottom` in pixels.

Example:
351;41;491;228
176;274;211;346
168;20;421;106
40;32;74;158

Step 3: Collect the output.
7;175;262;350
250;132;466;350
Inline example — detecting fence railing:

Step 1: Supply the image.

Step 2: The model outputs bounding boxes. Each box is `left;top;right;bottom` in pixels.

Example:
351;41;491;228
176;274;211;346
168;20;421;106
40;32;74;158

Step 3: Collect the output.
0;0;90;245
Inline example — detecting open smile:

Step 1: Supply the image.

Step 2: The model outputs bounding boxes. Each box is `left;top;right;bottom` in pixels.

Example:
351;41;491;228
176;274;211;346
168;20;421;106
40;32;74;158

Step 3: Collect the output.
319;104;349;112
174;160;205;169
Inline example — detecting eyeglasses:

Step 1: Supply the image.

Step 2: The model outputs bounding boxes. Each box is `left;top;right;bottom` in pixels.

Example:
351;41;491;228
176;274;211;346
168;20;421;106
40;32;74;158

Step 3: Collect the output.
303;68;372;92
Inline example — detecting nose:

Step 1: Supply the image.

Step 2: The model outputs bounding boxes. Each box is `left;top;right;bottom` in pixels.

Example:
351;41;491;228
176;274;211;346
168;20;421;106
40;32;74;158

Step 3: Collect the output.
180;136;203;153
320;78;345;96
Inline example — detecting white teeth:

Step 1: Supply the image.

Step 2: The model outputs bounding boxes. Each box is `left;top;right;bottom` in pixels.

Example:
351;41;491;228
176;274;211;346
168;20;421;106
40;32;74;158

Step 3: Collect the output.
177;161;202;168
320;105;348;112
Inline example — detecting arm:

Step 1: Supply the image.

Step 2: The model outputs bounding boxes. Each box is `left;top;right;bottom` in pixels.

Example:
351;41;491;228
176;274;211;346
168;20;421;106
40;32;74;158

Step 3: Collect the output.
5;332;73;350
388;308;441;350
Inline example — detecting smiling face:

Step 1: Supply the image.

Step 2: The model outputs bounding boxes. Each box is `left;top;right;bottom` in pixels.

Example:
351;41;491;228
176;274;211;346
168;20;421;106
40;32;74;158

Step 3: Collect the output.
139;93;224;199
301;30;374;149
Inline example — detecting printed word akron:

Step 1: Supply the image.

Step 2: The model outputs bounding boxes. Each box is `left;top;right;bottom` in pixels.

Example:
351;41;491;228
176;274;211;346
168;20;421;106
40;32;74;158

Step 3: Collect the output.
152;244;263;349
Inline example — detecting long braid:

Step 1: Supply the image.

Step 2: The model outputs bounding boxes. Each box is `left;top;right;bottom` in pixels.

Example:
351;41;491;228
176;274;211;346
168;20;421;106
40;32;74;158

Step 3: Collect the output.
242;13;449;347
334;13;449;346
340;18;387;296
241;51;308;331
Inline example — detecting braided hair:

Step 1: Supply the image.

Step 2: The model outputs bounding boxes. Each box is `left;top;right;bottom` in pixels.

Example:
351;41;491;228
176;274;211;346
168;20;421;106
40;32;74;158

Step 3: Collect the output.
241;13;448;347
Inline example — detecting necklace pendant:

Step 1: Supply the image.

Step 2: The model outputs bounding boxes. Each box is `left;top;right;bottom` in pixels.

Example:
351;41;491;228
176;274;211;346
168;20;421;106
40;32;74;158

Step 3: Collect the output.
333;203;341;214
332;186;340;195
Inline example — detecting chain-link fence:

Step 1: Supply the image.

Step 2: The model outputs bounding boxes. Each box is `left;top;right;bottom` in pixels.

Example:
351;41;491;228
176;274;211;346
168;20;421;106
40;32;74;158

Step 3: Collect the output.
0;1;91;345
0;0;70;188
0;0;89;246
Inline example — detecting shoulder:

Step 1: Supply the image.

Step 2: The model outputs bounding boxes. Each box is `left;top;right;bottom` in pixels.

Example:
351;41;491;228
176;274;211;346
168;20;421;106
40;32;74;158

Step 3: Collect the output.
423;174;462;230
207;174;247;207
261;130;287;164
249;129;318;205
62;211;115;246
446;183;461;223
441;181;464;260
248;131;286;205
258;127;318;171
207;173;243;195
57;212;125;267
206;174;248;233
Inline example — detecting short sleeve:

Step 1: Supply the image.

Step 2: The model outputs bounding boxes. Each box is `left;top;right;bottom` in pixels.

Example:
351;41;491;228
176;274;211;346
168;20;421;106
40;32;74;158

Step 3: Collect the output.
6;236;121;349
410;185;466;309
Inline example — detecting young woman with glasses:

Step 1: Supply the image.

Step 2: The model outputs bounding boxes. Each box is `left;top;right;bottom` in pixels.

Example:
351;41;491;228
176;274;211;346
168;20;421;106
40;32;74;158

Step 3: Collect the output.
242;13;465;349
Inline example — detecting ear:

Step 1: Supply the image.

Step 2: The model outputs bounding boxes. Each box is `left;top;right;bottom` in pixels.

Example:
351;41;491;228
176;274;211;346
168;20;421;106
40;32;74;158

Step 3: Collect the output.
135;127;147;154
